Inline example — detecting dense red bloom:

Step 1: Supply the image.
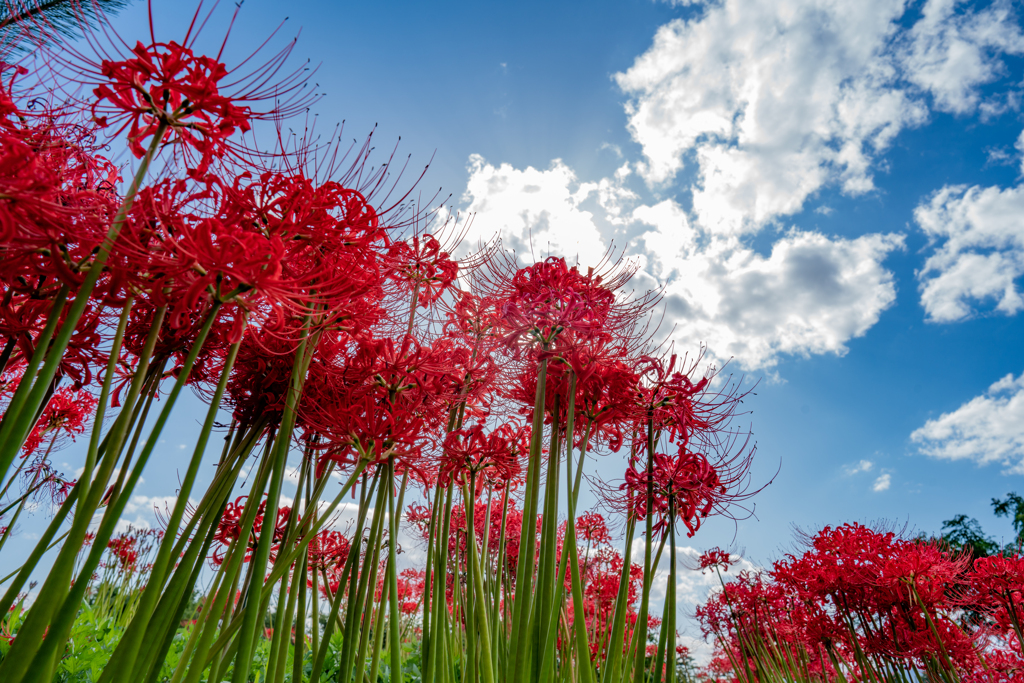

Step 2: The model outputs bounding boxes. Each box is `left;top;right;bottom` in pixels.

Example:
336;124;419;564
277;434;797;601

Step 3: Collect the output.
386;234;459;309
307;530;351;572
396;568;426;615
107;536;139;570
92;41;251;167
621;448;725;537
496;257;616;351
438;423;524;488
699;524;994;679
21;387;97;457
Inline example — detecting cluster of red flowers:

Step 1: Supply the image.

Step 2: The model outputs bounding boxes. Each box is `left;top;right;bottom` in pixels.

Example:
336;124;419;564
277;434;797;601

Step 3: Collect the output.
104;528;162;574
696;524;1024;681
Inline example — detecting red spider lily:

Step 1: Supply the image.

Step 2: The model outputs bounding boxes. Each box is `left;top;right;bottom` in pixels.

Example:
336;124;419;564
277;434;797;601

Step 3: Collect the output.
210;495;289;565
386;234;459;310
41;1;318;173
107;535;139;570
575;511;611;545
496;257;616;352
698;547;734;573
0;102;121;297
20;386;97;457
91;40;252;168
620;448;726;538
307;335;464;475
307;530;351;572
964;554;1024;647
396;568;425;615
438;423;524;489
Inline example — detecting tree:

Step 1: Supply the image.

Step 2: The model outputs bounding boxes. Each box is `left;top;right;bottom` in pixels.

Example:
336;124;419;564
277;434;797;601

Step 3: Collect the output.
1;0;132;51
992;492;1024;553
939;514;999;558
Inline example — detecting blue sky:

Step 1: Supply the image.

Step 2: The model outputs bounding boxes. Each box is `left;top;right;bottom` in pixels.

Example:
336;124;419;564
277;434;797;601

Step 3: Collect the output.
6;0;1024;659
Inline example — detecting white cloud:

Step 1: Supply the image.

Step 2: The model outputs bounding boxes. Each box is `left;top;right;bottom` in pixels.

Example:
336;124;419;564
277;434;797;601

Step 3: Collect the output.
914;182;1024;321
900;0;1024;115
614;0;927;233
613;0;1022;235
873;473;892;491
911;372;1024;472
1018;130;1024;174
844;459;874;475
459;154;615;268
642;220;904;369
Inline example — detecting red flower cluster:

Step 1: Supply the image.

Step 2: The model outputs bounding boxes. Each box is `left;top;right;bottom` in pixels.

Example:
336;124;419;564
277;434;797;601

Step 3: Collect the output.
697;524;1024;681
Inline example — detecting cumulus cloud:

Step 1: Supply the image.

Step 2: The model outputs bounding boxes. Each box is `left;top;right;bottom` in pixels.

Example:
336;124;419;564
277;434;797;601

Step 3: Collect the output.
459;154;619;267
901;0;1024;115
613;0;1022;235
873;473;892;492
911;372;1024;472
915;182;1024;321
642;216;905;368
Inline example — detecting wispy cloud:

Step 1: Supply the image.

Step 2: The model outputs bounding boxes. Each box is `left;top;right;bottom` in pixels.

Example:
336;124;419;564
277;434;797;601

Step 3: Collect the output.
844;460;874;475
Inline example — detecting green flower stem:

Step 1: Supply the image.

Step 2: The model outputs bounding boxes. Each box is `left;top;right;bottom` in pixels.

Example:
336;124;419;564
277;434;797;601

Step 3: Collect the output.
0;312;166;681
139;522;219;683
532;406;563;682
355;490;396;679
506;356;549;683
187;439;279;681
462;479;497;683
156;440;273;683
230;313;318;683
15;305;221;683
666;509;678;683
80;296;133;503
630;417;658;683
419;482;445;674
292;547;310;683
651;605;668;683
131;469;238;683
425;484;455;683
337;468;390;682
367;573;391;683
0;286;67;481
625;533;667;681
263;571;292;683
168;566;227;683
310;468;382;683
600;513;636;683
0;121;168;481
106;338;242;683
386;460;410;683
267;451;311;683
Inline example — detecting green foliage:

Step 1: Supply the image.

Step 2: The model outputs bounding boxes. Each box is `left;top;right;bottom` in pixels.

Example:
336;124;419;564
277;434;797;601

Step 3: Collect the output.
938;513;999;558
992;492;1024;552
0;0;134;51
935;491;1024;558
